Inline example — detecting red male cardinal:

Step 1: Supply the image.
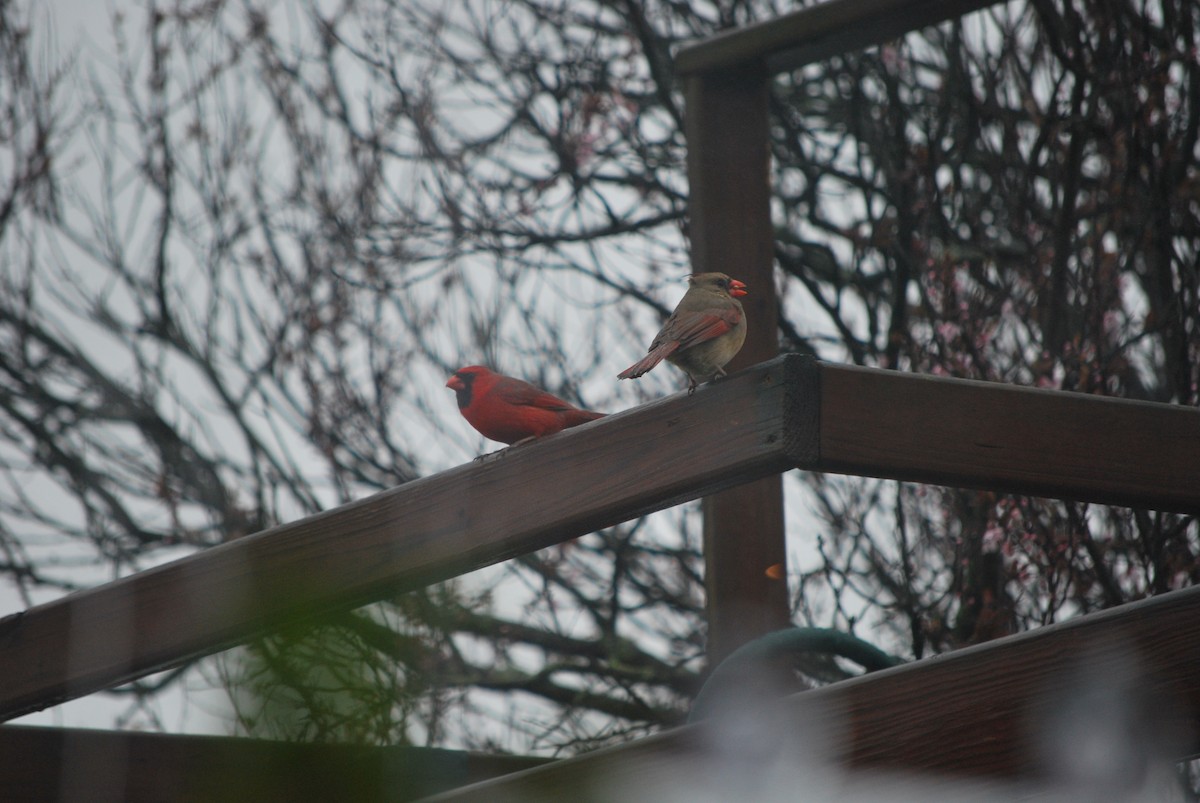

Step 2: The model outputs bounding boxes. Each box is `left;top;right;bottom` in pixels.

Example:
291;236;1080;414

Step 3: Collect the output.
447;366;606;447
618;272;747;392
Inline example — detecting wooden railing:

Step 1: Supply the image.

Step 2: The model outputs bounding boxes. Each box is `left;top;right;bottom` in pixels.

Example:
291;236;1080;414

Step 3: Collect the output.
424;584;1200;800
4;355;1199;798
3;355;1196;709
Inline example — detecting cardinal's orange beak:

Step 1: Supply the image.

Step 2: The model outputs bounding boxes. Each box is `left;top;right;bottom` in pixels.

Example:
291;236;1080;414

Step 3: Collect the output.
446;375;464;391
729;279;748;298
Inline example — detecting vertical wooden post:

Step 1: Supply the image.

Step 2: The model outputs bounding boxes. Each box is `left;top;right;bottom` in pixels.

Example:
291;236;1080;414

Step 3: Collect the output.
685;64;790;664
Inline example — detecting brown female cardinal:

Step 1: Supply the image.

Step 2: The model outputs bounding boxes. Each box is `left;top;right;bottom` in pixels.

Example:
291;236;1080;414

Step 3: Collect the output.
447;366;606;447
618;272;747;392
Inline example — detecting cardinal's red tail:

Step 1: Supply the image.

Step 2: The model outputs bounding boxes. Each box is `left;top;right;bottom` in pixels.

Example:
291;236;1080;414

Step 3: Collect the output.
617;343;679;380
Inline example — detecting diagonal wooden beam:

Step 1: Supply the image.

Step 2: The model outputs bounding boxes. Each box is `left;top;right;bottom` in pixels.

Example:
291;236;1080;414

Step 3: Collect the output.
674;0;1004;77
1;356;1196;721
421;583;1200;800
0;357;811;722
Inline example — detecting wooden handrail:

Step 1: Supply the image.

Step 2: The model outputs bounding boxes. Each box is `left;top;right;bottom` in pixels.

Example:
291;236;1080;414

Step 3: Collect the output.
0;357;811;722
422;583;1200;799
818;364;1200;513
2;355;1196;721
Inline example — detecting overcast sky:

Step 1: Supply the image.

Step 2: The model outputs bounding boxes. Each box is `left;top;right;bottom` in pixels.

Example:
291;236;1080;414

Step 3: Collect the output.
8;0;232;735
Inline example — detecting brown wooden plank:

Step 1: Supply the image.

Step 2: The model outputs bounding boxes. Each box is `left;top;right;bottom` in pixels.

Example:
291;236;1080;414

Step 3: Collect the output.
0;725;547;802
686;66;793;664
0;357;807;722
815;363;1200;514
839;588;1200;777
420;584;1200;800
674;0;1004;76
2;357;1194;724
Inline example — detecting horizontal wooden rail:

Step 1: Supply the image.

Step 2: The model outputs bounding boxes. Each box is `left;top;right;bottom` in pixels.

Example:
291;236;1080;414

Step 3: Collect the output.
675;0;1002;76
1;355;1197;721
815;364;1200;514
423;583;1200;799
0;357;812;722
0;725;547;802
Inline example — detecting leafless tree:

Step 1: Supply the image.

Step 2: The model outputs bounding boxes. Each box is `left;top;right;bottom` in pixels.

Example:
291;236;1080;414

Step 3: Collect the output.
1;0;1196;756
